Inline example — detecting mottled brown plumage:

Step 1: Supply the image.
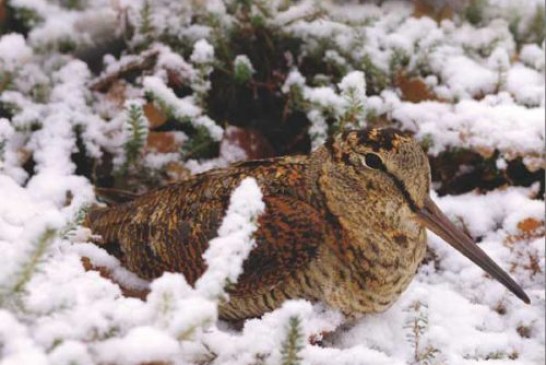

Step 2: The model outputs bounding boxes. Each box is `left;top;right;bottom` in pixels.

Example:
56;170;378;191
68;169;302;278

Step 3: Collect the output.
85;128;529;320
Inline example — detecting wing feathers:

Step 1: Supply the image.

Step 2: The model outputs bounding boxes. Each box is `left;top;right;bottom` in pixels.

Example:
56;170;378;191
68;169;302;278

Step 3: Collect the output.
85;158;331;296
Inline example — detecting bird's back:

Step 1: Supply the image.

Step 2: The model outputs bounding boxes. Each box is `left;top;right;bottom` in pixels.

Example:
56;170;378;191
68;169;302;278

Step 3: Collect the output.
85;155;341;318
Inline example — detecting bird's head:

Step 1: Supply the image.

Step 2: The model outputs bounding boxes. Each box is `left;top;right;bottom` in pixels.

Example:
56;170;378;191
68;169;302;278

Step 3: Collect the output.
323;127;530;304
326;128;430;210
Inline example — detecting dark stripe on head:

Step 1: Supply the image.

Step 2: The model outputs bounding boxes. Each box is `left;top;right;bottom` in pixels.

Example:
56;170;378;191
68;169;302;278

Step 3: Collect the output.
384;170;418;212
324;136;336;158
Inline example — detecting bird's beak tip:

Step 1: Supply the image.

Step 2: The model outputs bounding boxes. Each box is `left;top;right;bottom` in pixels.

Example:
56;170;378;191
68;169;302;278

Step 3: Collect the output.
417;196;530;305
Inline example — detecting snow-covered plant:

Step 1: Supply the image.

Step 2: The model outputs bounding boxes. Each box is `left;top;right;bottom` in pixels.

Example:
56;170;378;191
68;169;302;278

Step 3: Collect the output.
389;48;410;76
143;75;223;140
509;4;546;48
180;125;217;160
488;47;510;91
280;315;304;365
404;301;441;365
136;0;155;49
196;177;265;300
146;272;217;341
121;101;149;173
190;39;215;107
59;204;90;240
0;118;14;169
234;55;255;84
0;228;57;309
337;71;367;130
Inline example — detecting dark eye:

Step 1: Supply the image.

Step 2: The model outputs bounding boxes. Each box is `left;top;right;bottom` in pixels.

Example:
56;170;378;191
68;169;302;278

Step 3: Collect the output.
363;153;384;169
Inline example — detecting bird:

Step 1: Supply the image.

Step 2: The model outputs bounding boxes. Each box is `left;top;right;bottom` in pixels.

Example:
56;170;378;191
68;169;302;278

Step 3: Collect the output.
84;127;530;320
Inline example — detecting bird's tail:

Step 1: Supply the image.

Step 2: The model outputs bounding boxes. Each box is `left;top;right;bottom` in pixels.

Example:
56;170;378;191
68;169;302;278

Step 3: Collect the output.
94;187;139;205
82;187;138;234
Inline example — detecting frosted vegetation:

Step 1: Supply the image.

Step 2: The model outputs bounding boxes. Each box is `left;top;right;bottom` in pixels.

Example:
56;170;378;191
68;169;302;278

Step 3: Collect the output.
0;0;544;364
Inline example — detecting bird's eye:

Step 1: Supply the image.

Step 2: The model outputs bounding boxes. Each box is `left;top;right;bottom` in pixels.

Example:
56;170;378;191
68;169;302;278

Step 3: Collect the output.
363;153;384;169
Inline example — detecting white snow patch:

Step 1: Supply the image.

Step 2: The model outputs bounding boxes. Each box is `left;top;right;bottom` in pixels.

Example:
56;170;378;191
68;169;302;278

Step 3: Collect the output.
93;326;180;365
196;177;265;299
191;39;214;64
0;33;32;72
282;69;306;93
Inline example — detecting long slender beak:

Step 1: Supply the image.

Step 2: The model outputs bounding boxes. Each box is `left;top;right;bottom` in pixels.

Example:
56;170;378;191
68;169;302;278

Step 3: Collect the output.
417;196;530;304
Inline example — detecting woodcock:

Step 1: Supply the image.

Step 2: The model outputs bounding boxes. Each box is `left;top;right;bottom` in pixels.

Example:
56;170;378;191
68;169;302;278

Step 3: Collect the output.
86;128;530;320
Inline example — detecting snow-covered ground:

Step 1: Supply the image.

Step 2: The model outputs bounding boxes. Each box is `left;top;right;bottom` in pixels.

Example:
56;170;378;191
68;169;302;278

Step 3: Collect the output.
0;0;544;364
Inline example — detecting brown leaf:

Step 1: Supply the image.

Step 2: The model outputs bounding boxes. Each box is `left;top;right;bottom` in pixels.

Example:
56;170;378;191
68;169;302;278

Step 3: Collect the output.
164;161;192;182
144;102;167;129
505;217;545;244
517;218;543;235
146;131;184;153
105;80;127;108
396;72;437;103
413;0;455;21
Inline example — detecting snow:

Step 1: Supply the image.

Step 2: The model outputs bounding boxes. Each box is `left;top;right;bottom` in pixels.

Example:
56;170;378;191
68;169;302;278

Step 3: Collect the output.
194;115;224;141
143;76;224;141
338;71;366;106
143;75;200;117
519;44;545;72
0;34;32;72
196;177;265;299
0;310;48;365
93;326;180;365
506;64;545;106
281;69;306;93
234;55;255;75
0;0;544;364
155;44;194;81
190;39;215;64
48;340;93;365
391;98;544;169
438;55;498;99
307;109;329;150
304;86;345;114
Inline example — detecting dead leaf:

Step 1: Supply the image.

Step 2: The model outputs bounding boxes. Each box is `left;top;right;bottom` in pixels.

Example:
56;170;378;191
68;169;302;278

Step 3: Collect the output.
146;131;184;153
396;72;437;103
144;102;167;129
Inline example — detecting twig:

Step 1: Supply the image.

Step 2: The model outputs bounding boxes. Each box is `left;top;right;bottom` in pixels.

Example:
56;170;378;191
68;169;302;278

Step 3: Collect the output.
88;48;160;92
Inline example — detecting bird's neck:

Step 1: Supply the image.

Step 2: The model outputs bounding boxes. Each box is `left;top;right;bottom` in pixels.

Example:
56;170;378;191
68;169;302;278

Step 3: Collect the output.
305;147;332;209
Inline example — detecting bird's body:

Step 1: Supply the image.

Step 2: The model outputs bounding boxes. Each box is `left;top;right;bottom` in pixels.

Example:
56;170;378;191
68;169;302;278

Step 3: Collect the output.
86;128;529;320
